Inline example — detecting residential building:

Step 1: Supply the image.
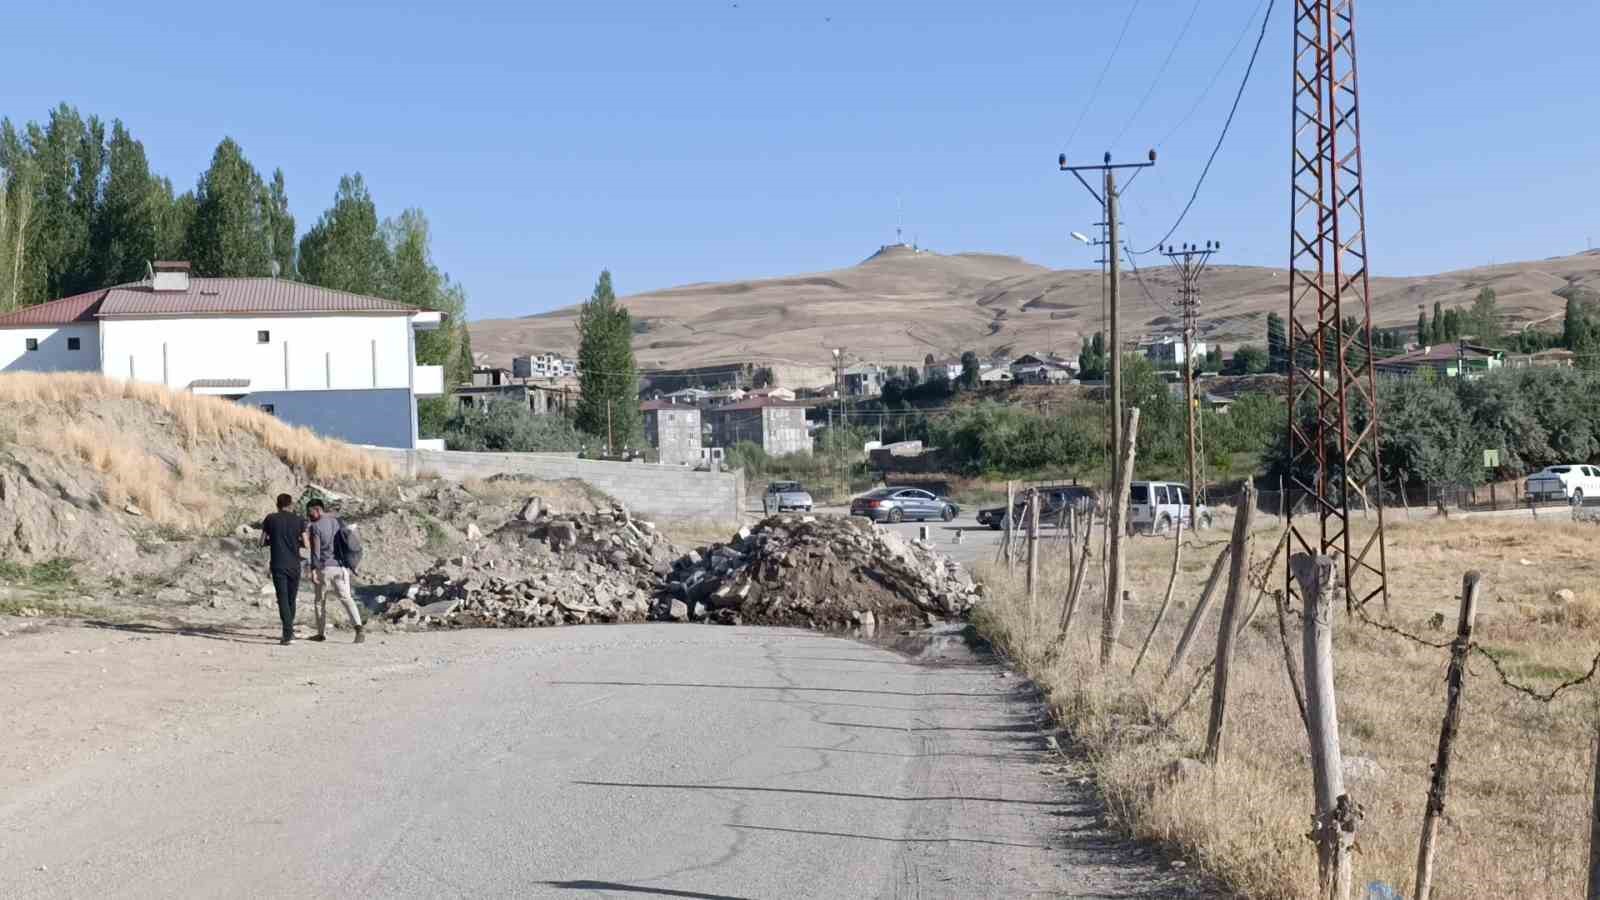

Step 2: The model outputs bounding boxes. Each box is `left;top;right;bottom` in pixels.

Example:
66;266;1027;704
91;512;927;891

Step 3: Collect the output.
1010;353;1074;384
705;398;811;456
662;385;746;406
455;381;576;416
1141;336;1206;368
745;386;798;402
979;365;1014;384
0;261;444;448
1506;349;1576;369
922;357;963;383
641;400;703;466
512;352;576;379
842;364;886;398
469;366;514;387
1373;343;1506;379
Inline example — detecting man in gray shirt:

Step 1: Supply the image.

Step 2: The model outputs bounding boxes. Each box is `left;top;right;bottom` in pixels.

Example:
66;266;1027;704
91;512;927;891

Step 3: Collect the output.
306;500;364;644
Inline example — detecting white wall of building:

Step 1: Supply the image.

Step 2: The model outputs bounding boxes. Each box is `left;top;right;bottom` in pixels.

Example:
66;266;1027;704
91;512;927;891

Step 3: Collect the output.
0;324;101;374
99;314;417;391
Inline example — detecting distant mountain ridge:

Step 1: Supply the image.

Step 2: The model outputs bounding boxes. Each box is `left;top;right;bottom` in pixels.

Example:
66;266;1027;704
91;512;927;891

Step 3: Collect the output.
469;246;1600;386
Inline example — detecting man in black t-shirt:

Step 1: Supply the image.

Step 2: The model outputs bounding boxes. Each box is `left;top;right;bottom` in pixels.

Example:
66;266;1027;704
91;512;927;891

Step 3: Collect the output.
260;493;308;645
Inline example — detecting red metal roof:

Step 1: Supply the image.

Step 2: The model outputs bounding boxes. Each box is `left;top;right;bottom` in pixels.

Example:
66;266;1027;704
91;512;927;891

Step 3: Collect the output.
0;288;114;328
98;279;419;317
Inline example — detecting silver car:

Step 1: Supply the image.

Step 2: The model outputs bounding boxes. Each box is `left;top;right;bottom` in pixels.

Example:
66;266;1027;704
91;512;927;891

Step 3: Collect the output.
764;481;814;512
850;487;959;523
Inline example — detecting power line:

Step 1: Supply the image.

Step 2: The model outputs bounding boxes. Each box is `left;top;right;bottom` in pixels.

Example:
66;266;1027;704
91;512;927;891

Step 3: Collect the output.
1131;0;1277;256
1157;0;1272;149
1112;0;1205;147
1062;1;1144;154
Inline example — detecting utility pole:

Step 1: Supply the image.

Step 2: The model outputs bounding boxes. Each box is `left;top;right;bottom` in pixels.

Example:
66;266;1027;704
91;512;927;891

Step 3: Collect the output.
1059;150;1155;622
1164;240;1220;524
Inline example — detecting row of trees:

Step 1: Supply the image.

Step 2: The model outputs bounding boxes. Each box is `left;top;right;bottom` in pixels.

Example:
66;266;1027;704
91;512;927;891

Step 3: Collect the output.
0;103;473;411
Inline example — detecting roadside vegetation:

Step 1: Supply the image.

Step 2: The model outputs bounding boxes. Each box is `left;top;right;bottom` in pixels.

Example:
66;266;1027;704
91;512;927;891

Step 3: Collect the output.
973;515;1597;898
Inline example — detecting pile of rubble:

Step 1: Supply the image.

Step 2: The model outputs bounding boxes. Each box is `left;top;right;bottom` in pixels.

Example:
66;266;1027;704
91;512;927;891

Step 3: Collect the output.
655;514;981;630
381;497;679;628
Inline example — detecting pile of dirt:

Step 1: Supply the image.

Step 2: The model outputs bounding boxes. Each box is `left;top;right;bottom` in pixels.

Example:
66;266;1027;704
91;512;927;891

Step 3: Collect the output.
380;499;681;628
657;514;981;630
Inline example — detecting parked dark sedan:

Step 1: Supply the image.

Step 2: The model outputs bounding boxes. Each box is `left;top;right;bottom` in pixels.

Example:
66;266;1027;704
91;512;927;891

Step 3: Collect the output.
976;485;1099;530
850;487;960;523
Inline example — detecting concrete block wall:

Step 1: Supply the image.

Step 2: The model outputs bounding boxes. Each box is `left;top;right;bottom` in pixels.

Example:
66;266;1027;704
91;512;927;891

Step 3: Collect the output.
369;448;742;522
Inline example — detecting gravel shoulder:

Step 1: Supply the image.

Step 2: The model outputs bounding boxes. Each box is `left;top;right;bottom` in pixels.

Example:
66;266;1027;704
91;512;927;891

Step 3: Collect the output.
0;622;1213;898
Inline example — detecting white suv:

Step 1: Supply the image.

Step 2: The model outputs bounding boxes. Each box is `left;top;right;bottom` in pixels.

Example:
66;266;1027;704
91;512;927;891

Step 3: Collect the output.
1525;465;1600;503
1128;481;1212;536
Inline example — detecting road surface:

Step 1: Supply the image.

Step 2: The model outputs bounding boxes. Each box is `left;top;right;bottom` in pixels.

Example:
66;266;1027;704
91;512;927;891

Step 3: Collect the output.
0;622;1207;899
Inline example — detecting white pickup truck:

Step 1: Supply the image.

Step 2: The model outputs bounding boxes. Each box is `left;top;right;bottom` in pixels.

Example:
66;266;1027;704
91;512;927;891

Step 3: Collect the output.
1524;465;1600;503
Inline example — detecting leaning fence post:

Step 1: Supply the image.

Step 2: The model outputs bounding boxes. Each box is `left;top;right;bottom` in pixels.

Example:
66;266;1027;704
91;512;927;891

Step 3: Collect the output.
1163;543;1233;685
1205;483;1257;764
1414;571;1481;900
1003;480;1016;570
1133;516;1184;675
1292;553;1358;900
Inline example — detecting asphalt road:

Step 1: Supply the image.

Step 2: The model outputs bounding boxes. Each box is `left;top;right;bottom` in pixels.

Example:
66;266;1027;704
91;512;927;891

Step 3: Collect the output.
0;623;1205;899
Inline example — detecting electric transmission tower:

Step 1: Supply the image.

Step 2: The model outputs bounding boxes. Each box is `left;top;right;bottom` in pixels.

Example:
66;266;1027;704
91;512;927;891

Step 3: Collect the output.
1286;0;1389;612
1162;241;1219;525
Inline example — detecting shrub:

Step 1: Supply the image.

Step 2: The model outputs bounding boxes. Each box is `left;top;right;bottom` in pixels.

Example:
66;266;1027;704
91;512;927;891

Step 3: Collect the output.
441;398;586;452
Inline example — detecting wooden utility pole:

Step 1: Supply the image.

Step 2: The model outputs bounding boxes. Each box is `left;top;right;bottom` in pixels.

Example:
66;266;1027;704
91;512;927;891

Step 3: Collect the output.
1415;571;1481;900
1590;724;1600;900
1102;407;1140;667
1291;553;1357;900
1205;483;1257;764
1164;242;1219;520
1107;168;1123;482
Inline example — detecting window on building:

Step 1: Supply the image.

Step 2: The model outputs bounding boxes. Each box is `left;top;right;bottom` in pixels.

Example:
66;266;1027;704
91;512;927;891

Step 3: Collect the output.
259;404;276;415
67;337;81;351
257;330;270;344
25;338;38;351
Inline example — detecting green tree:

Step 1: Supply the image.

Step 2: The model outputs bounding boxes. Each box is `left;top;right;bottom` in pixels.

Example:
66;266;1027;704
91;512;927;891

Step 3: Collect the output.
1203;345;1222;372
1266;312;1289;372
1430;301;1445;343
441;398;584;452
1077;331;1108;381
959;350;980;389
574;270;640;448
1469;287;1501;344
1416;309;1428;348
1225;344;1270;375
297;174;387;294
187;137;272;277
91;121;165;286
1563;294;1593;352
264;169;295;279
386;209;472;385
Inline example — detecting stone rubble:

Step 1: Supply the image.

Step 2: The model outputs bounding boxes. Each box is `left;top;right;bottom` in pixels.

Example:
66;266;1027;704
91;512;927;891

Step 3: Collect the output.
653;514;981;630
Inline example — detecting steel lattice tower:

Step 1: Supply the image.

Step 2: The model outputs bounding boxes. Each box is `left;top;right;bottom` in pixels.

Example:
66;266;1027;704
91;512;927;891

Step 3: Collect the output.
1286;0;1388;611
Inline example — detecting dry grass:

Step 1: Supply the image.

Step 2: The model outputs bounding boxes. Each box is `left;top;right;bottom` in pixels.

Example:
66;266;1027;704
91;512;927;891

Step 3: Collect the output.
0;373;390;530
0;373;391;482
974;513;1598;899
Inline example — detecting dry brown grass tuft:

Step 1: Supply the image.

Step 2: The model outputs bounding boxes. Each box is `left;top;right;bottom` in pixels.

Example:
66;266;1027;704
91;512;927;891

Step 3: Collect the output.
0;372;391;483
974;513;1598;899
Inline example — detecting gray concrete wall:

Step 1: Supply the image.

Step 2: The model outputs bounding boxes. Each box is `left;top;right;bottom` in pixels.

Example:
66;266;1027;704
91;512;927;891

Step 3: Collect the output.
241;387;414;448
370;448;742;521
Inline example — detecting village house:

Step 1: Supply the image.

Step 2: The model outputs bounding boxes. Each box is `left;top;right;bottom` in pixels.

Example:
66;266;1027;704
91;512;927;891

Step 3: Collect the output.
842;364;886;398
704;397;811;456
0;261;444;448
641;399;704;466
1010;353;1074;384
1140;336;1206;368
512;351;576;379
1373;343;1506;379
921;357;963;383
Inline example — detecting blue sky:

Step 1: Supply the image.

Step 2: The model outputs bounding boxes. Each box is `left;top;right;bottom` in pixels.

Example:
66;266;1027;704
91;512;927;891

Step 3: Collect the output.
2;1;1596;319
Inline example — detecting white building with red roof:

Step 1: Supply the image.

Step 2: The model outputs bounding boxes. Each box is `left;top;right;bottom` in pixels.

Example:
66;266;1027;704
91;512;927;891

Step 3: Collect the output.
0;261;445;448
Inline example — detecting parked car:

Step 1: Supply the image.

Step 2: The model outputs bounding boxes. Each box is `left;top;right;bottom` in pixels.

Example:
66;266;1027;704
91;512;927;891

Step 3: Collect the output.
976;485;1099;530
763;481;814;512
850;487;959;523
1524;465;1600;503
1128;481;1211;536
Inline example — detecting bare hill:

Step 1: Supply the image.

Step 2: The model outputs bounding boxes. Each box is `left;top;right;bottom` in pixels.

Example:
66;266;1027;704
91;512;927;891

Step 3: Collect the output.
470;246;1600;380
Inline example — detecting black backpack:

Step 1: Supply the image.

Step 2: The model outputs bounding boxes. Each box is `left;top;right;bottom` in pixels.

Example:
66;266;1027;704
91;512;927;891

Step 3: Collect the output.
334;522;363;573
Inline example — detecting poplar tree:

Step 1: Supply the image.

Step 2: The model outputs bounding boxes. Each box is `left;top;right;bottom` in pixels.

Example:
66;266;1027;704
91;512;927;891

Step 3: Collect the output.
265;169;295;279
297;173;386;294
187;137;272;277
574;270;640;447
92;122;165;285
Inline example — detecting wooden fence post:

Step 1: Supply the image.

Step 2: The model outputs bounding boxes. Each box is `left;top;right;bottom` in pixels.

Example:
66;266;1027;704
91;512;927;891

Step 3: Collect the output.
1162;543;1233;685
1133;516;1184;675
1589;723;1600;900
1102;407;1140;667
1057;506;1096;640
1414;570;1481;900
1003;480;1016;570
1026;490;1040;627
1205;483;1257;764
1291;553;1357;900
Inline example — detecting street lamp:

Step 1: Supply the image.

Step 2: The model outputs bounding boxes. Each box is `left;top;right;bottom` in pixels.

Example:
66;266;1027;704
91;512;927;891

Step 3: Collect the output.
1070;231;1091;245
